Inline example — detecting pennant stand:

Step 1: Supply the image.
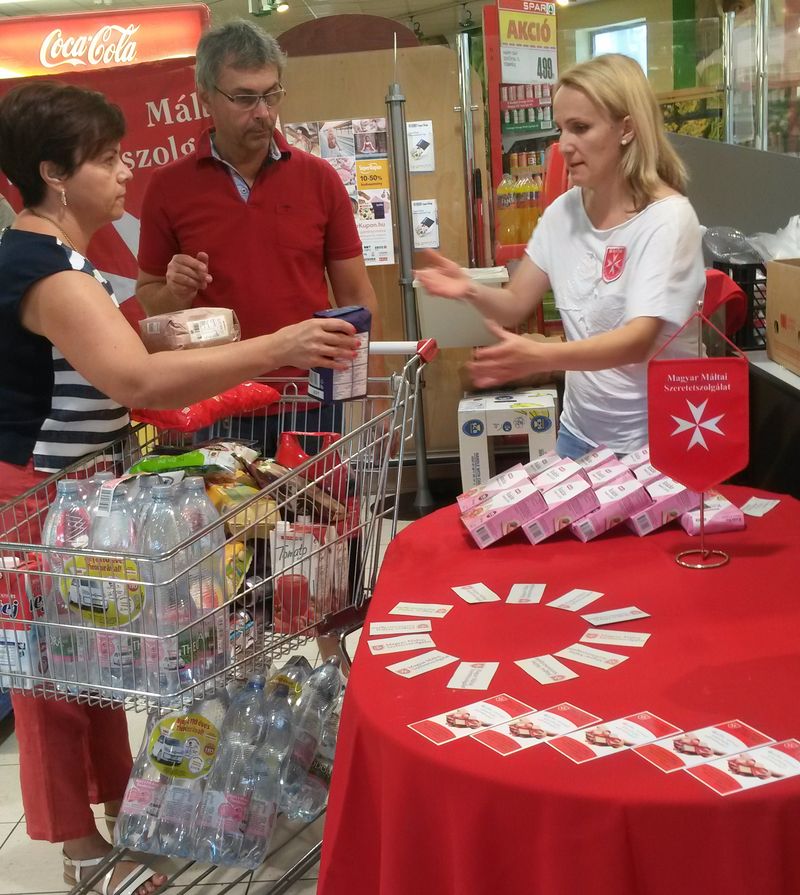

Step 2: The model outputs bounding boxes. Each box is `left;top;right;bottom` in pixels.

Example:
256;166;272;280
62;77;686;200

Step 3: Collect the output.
647;307;750;570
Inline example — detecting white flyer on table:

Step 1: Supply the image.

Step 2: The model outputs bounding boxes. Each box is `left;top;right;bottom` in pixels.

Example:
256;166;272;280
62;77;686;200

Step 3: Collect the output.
386;649;458;678
408;693;535;745
389;602;453;618
580;629;651;648
555;643;630;669
516;654;579;684
547;588;604;612
687;740;800;796
452;583;501;604
369;619;433;636
548;711;682;764
473;703;602;756
507;583;546;604
740;496;780;517
581;606;650;626
368;633;436;655
634;720;774;773
447;661;500;690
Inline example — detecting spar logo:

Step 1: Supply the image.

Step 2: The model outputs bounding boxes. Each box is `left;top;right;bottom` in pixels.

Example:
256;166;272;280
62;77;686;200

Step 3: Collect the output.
39;24;139;69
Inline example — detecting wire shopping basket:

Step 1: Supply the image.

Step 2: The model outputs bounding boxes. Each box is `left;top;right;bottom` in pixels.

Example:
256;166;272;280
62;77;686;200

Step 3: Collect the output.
0;341;436;713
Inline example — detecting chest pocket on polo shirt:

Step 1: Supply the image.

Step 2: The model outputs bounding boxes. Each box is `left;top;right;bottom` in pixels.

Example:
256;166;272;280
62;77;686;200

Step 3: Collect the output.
274;202;325;255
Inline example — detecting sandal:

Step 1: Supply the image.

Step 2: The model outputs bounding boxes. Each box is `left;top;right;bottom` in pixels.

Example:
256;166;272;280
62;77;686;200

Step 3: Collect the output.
63;852;161;895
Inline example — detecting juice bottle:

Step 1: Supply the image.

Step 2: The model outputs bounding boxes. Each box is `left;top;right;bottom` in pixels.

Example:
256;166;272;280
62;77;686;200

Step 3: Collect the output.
494;173;518;246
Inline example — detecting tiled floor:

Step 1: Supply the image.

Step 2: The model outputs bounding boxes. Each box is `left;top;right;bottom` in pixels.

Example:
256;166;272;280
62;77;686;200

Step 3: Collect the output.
0;520;412;895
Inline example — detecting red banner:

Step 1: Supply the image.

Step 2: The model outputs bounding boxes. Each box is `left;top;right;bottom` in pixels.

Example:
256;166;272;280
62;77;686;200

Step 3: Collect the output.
1;56;208;320
648;354;750;492
0;5;208;79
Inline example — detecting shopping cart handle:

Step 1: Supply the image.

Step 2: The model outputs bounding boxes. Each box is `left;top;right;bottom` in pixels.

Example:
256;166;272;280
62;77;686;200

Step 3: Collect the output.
369;339;439;362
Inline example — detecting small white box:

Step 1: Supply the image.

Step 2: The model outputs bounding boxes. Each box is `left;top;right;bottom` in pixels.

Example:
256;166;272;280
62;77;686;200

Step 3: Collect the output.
456;463;530;514
522;477;599;544
460;482;547;549
458;388;558;490
571;479;652;542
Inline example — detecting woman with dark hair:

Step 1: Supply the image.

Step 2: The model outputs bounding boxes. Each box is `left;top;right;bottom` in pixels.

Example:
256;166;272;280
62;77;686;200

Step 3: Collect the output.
0;80;359;895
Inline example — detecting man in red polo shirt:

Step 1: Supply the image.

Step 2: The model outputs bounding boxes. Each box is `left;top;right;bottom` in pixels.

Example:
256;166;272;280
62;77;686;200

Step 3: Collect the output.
136;19;381;447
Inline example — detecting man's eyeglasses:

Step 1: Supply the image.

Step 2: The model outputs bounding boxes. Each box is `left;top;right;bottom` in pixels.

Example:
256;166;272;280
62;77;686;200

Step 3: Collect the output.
214;85;286;111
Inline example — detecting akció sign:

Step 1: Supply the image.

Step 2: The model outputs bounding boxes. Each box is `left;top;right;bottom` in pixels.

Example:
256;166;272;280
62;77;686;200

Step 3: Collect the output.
497;0;558;85
0;4;209;79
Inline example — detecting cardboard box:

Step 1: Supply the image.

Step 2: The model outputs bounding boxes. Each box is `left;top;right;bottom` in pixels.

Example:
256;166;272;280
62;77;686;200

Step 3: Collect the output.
460;482;547;549
632;462;663;486
523;451;562;478
620;445;650;469
458;388;558;490
575;445;616;471
522;477;599;544
766;259;800;376
308;305;371;402
456;464;530;514
571;479;652;542
627;477;701;536
680;490;745;536
588;463;634;490
532;458;588;492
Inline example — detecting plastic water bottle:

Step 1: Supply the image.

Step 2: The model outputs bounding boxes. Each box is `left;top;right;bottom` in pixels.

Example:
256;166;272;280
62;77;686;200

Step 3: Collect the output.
284;688;344;823
238;684;295;869
128;474;159;525
139;484;196;698
178;477;227;680
89;486;142;696
192;675;270;865
156;688;229;858
279;657;343;814
115;712;165;853
40;479;95;692
268;655;313;708
81;471;114;510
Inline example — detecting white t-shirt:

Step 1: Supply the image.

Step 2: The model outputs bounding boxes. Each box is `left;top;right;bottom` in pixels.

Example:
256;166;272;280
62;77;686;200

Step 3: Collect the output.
527;187;705;453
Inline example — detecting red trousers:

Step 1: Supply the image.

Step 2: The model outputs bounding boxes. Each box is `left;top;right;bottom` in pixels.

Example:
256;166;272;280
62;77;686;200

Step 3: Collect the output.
1;459;133;842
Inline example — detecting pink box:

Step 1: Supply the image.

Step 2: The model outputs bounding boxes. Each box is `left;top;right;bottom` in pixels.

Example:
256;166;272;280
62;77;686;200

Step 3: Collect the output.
575;445;616;471
456;464;530;514
620;445;650;469
633;462;663;486
570;479;652;542
532;459;588;492
522;478;599;544
680;491;745;536
461;482;547;549
523;450;562;478
588;463;634;490
626;477;701;536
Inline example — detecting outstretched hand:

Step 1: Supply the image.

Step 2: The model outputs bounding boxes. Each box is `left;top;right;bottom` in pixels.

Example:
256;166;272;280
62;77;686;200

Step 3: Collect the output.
413;249;473;301
467;320;557;389
277;318;360;371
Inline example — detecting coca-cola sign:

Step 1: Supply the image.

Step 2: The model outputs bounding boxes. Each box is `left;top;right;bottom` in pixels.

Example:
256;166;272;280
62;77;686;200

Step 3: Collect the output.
40;24;140;70
0;5;208;79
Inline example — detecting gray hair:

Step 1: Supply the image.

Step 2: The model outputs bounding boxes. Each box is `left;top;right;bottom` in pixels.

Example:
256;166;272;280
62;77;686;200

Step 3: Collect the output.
195;20;287;92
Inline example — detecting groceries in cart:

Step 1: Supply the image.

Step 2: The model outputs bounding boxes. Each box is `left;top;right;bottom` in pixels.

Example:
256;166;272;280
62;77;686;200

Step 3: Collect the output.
115;660;344;867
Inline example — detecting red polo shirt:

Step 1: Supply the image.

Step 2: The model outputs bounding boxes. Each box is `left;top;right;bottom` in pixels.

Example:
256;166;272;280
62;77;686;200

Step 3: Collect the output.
138;128;364;382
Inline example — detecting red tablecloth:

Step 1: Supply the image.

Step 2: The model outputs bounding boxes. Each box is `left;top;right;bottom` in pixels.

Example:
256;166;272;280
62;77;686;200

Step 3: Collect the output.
318;486;800;895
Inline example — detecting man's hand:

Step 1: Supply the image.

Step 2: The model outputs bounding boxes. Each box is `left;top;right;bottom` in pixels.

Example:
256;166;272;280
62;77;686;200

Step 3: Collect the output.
275;318;360;370
467;320;555;389
165;251;213;302
413;249;474;301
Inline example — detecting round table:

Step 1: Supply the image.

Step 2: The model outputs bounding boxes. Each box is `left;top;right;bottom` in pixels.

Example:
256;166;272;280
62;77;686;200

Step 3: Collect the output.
318;485;800;895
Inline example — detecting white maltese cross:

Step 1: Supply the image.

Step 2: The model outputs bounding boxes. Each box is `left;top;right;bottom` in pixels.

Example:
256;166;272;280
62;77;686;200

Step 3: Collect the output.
670;399;725;450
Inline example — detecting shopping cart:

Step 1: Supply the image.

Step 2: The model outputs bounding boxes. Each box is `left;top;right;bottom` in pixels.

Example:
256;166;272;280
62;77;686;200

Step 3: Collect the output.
0;340;436;894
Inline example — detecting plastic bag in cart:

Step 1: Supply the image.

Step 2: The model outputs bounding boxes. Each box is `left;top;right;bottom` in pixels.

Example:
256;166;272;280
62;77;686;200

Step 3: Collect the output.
130;381;280;433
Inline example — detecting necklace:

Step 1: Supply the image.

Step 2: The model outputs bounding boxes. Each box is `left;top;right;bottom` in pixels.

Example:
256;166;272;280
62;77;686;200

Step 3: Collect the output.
26;208;79;252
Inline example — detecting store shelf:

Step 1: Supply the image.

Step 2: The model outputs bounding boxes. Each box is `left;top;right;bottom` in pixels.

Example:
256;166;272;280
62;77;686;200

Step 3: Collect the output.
502;122;555;135
500;97;551;112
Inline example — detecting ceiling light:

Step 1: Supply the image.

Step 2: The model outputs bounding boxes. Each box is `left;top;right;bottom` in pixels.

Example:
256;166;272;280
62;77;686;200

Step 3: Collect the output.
276;2;289;10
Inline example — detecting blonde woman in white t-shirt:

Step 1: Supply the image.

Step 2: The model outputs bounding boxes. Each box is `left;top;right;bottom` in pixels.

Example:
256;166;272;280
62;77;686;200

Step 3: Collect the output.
416;53;705;457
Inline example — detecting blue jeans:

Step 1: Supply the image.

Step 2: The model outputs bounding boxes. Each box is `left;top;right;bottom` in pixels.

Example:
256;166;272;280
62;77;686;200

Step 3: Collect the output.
555;424;596;461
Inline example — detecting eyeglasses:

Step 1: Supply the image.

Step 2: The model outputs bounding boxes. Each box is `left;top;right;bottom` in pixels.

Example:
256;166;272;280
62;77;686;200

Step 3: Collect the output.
214;85;286;111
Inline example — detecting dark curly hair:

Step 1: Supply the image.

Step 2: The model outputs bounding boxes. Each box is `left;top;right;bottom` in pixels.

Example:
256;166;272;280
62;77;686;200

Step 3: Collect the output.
0;80;125;207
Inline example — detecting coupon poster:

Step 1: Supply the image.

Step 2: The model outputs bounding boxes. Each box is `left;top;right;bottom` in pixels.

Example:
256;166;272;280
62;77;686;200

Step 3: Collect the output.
412;199;439;249
287;116;394;266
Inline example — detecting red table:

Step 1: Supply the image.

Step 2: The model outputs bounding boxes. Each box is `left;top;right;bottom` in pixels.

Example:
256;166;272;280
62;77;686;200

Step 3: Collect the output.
318;486;800;895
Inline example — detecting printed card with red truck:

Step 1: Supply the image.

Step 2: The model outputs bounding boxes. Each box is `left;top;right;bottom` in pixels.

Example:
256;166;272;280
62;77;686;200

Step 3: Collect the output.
633;720;773;773
548;711;681;764
473;703;602;756
408;694;536;745
687;740;800;796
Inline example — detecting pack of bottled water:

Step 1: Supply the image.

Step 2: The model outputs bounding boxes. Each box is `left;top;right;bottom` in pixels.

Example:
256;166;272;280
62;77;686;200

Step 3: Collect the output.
115;658;344;868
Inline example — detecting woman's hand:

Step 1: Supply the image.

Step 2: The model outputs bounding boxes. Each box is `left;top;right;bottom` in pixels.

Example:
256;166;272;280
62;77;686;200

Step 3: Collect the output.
414;249;474;301
467;320;557;388
275;318;360;370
